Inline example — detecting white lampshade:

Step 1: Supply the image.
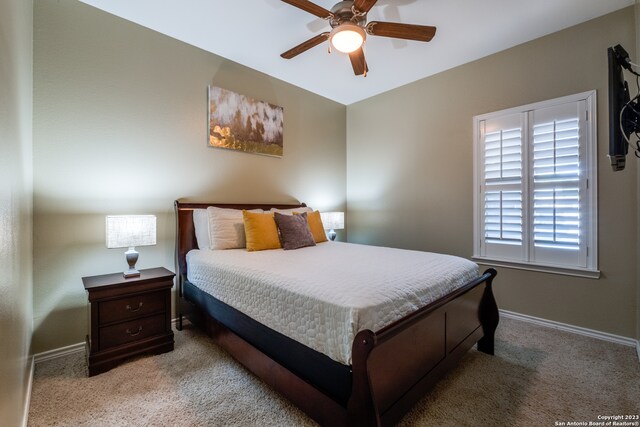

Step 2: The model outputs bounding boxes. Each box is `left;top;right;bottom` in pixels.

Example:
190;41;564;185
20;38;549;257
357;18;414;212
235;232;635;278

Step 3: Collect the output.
320;212;345;231
106;215;156;249
330;23;366;53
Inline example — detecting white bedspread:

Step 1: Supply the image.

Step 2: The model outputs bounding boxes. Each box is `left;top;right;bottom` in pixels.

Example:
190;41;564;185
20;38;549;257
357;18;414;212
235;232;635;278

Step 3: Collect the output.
186;242;479;365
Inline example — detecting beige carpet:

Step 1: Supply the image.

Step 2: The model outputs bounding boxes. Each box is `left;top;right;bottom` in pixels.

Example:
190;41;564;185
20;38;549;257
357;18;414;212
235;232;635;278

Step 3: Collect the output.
28;317;639;426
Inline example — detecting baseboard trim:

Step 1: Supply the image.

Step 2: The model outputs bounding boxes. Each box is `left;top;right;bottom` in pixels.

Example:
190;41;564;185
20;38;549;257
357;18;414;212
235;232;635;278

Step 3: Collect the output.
34;342;85;364
500;309;636;347
22;356;34;427
34;318;183;364
637;340;640;363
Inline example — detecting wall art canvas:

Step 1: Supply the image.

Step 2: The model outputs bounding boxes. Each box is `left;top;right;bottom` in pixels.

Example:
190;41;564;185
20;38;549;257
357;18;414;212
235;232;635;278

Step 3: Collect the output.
208;86;283;157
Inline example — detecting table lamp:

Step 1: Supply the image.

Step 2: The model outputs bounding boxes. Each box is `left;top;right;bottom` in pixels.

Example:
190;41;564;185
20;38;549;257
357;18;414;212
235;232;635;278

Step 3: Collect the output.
320;211;344;241
106;215;156;278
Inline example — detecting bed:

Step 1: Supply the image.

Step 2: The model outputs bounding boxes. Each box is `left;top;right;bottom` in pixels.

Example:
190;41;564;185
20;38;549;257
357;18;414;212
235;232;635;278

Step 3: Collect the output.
175;201;498;426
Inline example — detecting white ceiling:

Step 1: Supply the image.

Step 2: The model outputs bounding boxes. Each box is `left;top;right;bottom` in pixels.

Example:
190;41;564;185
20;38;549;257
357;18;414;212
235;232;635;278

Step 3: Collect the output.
79;0;634;105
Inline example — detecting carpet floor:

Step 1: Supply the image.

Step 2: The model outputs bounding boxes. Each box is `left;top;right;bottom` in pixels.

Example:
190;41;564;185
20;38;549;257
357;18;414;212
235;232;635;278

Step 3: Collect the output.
28;316;639;426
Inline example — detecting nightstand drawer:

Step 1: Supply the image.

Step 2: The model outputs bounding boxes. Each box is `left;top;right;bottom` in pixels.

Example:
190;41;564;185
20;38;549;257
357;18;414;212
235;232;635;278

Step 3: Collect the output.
99;314;166;349
98;291;165;325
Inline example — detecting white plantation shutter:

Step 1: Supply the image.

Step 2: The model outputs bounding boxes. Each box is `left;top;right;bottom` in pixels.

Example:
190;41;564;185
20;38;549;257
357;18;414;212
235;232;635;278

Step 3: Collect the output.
530;102;587;267
533;187;580;249
474;91;597;274
484;190;522;244
484;127;522;182
479;114;525;261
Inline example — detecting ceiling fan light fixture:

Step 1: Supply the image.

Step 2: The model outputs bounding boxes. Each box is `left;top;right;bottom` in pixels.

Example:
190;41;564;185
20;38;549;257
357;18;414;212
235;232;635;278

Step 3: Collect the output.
330;22;366;53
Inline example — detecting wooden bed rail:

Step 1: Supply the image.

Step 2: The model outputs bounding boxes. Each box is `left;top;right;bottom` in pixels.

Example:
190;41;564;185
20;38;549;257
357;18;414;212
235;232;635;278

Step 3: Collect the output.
348;269;498;427
376;269;496;346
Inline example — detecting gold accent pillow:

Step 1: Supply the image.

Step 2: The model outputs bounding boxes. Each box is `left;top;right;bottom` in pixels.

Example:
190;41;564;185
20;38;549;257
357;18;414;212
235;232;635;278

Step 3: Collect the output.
243;211;282;251
295;210;328;243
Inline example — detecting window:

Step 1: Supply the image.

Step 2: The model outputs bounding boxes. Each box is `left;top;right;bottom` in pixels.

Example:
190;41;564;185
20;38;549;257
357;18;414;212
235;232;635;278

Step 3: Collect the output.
473;91;598;277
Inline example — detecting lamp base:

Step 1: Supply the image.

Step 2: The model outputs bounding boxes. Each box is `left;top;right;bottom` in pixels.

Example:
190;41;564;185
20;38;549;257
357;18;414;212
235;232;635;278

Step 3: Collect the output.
328;229;337;241
123;269;140;278
124;247;140;279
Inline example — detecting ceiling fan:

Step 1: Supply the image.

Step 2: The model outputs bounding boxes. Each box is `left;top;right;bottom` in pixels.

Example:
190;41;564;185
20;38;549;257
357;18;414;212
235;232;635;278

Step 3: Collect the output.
280;0;437;76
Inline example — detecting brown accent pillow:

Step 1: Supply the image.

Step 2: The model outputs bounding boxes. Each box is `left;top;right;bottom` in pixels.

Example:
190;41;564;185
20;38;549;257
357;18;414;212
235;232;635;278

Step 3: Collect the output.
274;212;316;250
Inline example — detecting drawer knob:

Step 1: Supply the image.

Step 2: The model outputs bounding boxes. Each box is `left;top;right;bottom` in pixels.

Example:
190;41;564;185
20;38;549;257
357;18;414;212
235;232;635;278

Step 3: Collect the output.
125;326;143;336
126;302;143;312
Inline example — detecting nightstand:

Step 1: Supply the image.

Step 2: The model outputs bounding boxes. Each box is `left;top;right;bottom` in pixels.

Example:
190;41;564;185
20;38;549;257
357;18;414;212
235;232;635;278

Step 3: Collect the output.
82;267;175;376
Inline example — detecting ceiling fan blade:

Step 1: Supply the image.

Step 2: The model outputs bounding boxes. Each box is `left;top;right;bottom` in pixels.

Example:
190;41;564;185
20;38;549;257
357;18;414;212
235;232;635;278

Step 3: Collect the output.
281;32;330;59
349;47;368;76
353;0;378;14
367;21;436;42
281;0;334;19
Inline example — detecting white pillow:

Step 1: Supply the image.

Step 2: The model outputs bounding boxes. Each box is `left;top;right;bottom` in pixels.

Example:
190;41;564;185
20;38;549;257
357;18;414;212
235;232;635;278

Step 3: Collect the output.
207;207;263;250
193;209;210;250
270;206;313;216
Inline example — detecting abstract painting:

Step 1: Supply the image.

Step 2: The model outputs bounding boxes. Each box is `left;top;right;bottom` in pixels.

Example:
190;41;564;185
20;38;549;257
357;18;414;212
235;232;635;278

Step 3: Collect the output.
208;86;283;157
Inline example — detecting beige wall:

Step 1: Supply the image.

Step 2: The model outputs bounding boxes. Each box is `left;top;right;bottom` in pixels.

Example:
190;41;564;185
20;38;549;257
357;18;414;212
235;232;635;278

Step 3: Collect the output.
0;0;34;424
32;0;346;353
347;8;638;338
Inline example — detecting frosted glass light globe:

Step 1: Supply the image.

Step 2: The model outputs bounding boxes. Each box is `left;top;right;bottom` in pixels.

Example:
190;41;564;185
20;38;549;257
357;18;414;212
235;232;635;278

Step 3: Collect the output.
330;23;366;53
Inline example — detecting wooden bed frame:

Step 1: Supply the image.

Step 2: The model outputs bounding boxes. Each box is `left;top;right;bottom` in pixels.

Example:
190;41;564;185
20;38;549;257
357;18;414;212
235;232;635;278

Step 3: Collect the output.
174;200;498;426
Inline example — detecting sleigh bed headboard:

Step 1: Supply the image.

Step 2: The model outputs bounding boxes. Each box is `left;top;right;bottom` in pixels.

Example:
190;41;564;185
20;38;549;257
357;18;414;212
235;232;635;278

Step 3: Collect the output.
173;200;307;280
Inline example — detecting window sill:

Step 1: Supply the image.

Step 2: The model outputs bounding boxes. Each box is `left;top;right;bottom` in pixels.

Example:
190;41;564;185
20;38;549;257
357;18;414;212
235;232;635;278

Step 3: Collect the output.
471;257;600;279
